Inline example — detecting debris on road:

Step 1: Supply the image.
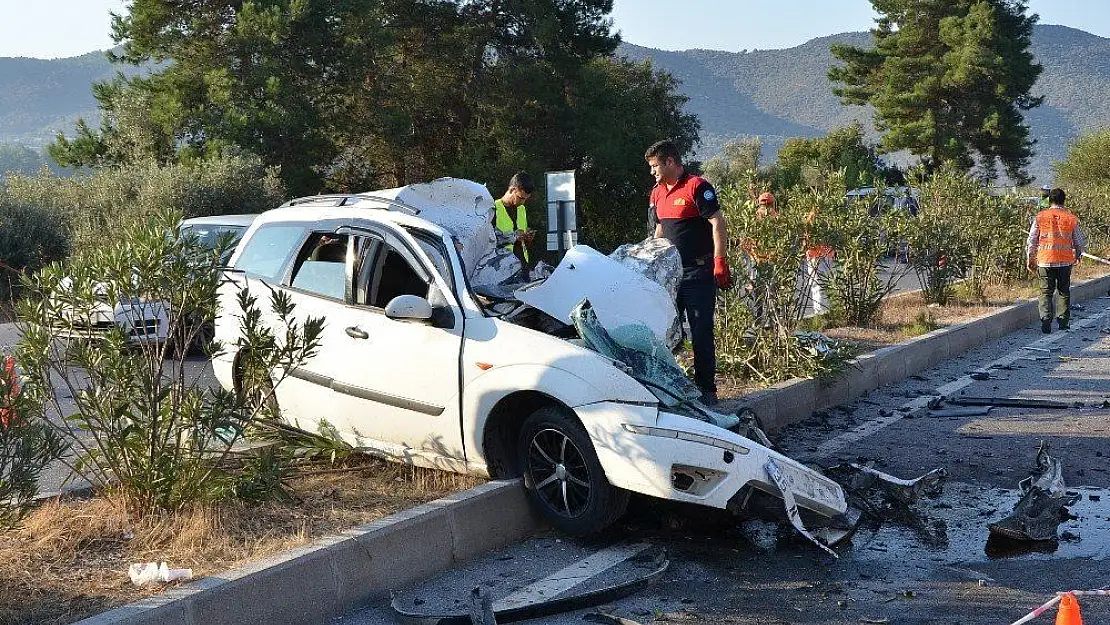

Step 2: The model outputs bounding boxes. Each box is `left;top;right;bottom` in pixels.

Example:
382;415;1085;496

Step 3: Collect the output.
127;561;193;586
764;459;842;558
989;443;1080;542
930;406;992;418
825;463;947;506
390;546;670;625
949;396;1071;409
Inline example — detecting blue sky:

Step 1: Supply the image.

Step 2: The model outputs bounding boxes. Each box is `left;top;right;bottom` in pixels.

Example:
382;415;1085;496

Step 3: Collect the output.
0;0;1107;59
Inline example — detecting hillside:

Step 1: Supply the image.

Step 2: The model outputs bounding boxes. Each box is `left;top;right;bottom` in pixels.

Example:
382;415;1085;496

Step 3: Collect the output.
620;24;1110;182
0;24;1107;182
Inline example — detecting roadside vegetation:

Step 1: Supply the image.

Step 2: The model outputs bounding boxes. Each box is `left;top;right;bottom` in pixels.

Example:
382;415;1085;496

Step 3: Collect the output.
4;1;1110;622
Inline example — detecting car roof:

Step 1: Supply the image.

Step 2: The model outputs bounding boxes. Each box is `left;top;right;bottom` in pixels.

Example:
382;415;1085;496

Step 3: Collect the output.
256;196;453;240
180;214;259;228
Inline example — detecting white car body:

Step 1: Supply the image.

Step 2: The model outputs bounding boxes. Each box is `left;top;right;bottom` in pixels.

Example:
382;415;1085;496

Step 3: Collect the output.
53;214;257;346
212;181;849;535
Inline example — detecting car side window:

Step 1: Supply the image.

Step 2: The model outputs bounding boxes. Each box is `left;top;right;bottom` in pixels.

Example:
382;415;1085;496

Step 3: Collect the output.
288;233;350;300
354;236;430;309
234;224;308;282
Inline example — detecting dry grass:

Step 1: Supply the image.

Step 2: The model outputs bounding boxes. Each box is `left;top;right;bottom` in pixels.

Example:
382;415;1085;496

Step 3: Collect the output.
0;458;483;625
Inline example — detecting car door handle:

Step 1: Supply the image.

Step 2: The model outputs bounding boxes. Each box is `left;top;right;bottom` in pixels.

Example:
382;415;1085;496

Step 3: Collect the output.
345;326;369;340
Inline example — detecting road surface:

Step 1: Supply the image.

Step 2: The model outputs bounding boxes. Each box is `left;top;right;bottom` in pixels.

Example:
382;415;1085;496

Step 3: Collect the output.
334;296;1110;625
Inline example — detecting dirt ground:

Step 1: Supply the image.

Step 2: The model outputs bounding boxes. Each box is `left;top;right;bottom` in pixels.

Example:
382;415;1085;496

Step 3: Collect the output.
0;458;483;625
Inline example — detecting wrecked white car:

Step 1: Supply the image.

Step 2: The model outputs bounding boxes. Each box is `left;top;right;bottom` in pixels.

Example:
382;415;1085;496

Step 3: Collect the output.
212;178;851;538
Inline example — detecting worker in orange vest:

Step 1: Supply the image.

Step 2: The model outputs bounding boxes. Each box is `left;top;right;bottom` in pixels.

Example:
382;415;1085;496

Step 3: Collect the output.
1025;188;1086;333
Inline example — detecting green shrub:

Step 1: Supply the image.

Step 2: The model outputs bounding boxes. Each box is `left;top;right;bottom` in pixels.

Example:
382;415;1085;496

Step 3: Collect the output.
0;199;69;298
3;154;285;255
0;355;67;529
15;210;322;517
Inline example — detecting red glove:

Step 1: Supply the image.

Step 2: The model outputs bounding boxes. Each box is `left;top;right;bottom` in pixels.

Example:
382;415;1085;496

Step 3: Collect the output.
713;256;733;290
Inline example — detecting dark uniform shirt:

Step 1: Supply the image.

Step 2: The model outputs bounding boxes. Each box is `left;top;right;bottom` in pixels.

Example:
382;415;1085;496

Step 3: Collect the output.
650;172;720;268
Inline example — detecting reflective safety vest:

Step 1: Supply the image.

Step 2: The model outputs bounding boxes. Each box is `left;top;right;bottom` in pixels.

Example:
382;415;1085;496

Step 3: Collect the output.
1035;208;1079;265
494;199;529;262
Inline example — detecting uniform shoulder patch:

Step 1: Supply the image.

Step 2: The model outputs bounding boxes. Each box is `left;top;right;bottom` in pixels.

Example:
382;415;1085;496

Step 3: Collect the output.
703;189;715;201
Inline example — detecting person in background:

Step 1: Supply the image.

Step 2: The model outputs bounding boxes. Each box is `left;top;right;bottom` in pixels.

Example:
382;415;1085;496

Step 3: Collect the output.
645;140;732;405
804;208;834;316
1038;184;1052;209
1026;188;1085;333
493;172;535;274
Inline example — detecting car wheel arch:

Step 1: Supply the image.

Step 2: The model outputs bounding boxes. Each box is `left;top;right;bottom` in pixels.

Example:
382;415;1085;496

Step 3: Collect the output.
481;390;574;479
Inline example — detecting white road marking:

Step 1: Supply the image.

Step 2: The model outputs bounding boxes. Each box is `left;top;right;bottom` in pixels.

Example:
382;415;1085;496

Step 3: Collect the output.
492;543;652;611
815;304;1110;458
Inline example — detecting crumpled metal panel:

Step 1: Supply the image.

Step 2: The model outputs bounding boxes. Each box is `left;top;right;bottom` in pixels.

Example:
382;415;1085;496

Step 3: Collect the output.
609;237;683;348
515;246;677;347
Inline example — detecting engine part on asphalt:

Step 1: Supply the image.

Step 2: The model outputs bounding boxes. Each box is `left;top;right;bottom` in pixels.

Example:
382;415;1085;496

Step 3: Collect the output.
989;443;1080;542
570;299;739;430
390;547;669;625
930;406;993;417
948;396;1071;409
764;459;839;558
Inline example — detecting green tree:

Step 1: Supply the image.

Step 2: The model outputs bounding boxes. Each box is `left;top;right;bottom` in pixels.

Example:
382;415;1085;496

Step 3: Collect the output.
703;137;762;192
829;0;1042;183
775;123;879;189
1055;128;1110;188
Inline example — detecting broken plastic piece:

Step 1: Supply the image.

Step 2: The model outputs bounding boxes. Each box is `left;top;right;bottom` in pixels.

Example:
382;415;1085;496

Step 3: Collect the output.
391;547;669;625
989;443;1079;542
128;561;193;586
826;464;947;505
764;459;839;558
949;396;1070;409
930;407;992;418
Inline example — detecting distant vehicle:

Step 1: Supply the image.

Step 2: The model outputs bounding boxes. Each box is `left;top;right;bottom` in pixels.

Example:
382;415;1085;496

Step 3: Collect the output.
53;214;257;352
845;186;920;216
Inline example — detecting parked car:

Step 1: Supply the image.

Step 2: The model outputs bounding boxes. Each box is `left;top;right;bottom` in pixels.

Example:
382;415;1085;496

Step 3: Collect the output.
212;180;850;537
52;214;257;351
845;186;920;216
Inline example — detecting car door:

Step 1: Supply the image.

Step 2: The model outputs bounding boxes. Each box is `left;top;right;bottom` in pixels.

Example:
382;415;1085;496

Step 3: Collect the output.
324;223;466;464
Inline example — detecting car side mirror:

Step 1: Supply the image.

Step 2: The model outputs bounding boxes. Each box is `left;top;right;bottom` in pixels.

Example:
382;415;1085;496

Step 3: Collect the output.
384;295;434;322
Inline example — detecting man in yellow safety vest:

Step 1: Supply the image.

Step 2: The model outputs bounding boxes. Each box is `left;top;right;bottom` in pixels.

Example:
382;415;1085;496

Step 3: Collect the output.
1025;188;1086;333
493;172;535;271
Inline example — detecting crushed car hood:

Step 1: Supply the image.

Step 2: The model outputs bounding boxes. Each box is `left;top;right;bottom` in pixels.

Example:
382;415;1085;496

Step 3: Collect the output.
514;246;678;347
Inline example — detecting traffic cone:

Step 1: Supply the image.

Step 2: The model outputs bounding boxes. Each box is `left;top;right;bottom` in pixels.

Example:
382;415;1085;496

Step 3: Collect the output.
1055;592;1083;625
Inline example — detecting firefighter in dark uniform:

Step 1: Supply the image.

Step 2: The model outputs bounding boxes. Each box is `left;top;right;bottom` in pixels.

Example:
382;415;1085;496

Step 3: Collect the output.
645;140;733;404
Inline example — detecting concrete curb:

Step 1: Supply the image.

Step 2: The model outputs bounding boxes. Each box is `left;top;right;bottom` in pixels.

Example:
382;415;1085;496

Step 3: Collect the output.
74;479;542;625
736;274;1110;432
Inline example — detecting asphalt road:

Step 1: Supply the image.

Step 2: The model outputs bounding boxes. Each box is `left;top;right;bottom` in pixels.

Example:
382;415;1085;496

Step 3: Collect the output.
334;296;1110;625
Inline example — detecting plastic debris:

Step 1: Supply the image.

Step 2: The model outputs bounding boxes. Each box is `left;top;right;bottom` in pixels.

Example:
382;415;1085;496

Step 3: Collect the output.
764;459;839;558
128;561;193;586
930;406;992;418
989;443;1080;542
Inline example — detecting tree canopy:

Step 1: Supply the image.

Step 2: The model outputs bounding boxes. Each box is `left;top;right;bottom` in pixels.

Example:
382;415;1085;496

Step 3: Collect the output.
829;0;1042;183
49;0;698;250
1055;128;1110;188
775;123;879;190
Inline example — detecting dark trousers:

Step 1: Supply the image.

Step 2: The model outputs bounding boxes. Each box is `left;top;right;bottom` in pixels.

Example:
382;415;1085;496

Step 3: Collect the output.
676;271;717;394
1037;265;1072;325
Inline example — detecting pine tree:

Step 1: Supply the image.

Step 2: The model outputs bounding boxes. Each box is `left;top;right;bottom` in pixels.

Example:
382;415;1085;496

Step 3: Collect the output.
829;0;1042;183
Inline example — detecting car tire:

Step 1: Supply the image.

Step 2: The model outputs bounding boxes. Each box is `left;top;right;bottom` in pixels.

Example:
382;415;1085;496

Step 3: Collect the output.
518;406;629;536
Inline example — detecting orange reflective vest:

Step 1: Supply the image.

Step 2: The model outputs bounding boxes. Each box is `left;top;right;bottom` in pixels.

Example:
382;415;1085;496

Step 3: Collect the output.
1035;208;1079;265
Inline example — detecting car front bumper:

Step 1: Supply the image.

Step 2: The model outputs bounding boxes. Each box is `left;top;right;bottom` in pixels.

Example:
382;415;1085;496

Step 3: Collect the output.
579;402;847;518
